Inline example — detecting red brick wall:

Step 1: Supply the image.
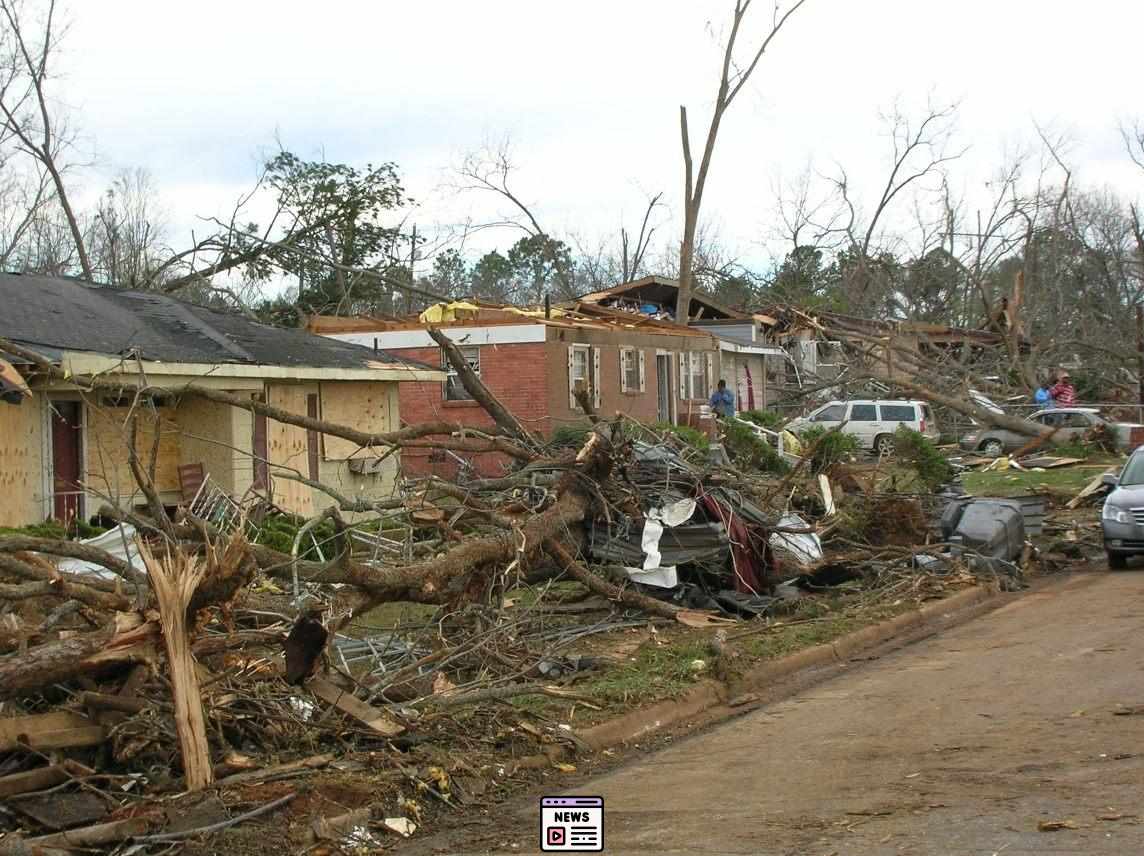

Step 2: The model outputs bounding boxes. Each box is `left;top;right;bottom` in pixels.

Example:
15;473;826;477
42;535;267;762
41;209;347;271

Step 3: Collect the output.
391;342;549;478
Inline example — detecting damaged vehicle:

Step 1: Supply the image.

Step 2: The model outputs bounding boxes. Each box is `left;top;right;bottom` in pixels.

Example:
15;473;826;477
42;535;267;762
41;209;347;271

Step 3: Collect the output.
786;399;938;456
1101;449;1144;568
962;407;1143;457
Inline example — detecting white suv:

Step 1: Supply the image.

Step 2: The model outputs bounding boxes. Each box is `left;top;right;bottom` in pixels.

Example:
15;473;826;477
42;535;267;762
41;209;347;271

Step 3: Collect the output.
788;399;939;456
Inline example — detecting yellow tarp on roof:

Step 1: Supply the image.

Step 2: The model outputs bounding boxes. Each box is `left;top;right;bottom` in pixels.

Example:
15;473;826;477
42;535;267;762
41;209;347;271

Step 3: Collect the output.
418;301;481;324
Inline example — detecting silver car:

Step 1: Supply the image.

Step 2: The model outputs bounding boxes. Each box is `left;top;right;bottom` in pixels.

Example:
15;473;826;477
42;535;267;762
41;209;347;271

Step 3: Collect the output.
961;408;1141;457
1101;451;1144;568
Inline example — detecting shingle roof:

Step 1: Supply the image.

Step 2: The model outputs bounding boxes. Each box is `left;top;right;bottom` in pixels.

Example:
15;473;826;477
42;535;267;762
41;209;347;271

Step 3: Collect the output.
0;273;428;370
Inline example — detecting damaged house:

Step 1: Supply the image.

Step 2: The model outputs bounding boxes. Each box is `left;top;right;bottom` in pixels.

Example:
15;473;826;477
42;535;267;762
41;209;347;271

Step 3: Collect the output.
575;276;796;410
0;273;443;527
309;299;724;478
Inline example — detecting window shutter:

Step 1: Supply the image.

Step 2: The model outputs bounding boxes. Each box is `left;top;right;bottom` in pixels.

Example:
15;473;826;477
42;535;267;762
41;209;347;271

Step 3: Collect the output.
567;345;576;410
592;347;601;411
619;349;629;393
637;350;646;392
706;352;716;396
678;352;687;400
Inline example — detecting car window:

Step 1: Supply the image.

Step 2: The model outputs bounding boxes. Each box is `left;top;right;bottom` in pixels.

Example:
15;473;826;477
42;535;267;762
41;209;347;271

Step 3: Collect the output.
1036;412;1060;427
850;404;878;422
1121;454;1144;486
922;405;934;422
1061;412;1092;428
880;405;915;422
811;404;846;422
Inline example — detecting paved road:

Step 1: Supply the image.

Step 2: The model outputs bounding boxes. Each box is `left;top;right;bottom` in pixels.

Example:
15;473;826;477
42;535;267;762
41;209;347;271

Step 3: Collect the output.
435;571;1144;855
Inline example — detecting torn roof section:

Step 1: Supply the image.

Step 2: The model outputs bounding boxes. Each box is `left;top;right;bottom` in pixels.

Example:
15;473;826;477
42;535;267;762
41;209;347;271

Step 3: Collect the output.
0;273;439;376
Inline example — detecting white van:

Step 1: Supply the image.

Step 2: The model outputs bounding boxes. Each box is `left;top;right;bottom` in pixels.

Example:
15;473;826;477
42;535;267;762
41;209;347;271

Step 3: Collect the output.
787;399;938;457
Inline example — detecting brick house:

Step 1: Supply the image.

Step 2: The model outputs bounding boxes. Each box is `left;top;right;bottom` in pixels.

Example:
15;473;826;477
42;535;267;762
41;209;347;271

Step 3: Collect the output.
308;302;723;478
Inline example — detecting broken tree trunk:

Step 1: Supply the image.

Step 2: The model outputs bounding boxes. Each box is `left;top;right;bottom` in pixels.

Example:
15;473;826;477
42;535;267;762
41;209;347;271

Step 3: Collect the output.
429;326;538;446
545;538;680;619
0;617;158;700
141;544;213;791
888;376;1051;439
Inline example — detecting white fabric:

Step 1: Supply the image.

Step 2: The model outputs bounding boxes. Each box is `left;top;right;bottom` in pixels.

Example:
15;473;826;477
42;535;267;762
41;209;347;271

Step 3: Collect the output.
55;524;144;579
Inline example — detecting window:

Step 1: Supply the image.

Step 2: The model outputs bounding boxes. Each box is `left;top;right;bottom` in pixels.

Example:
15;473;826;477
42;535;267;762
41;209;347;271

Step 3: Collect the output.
850;404;878;422
1036;412;1062;427
620;347;645;393
1061;412;1094;429
678;352;713;400
443;346;480;401
880;404;916;422
568;345;600;410
811;404;847;423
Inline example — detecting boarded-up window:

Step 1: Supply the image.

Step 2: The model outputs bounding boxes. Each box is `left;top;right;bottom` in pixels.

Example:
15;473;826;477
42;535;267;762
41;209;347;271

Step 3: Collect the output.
620;347;645;393
306;394;320;480
443;346;480;401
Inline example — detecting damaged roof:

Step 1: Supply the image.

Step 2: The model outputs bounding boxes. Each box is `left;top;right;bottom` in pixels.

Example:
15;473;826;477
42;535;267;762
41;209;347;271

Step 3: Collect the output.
0;273;430;370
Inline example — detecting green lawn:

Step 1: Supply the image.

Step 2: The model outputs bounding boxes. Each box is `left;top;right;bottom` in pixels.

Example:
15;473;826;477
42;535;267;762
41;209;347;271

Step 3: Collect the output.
963;464;1116;498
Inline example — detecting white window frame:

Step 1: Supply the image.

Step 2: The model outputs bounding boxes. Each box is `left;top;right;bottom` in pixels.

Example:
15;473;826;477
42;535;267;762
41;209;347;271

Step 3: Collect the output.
619;347;646;393
568;344;600;410
442;345;480;401
678;352;714;400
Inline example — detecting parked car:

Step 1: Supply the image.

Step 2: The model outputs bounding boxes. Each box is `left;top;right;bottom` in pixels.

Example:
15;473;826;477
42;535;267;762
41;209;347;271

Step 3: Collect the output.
1101;450;1144;568
960;407;1143;457
786;399;938;456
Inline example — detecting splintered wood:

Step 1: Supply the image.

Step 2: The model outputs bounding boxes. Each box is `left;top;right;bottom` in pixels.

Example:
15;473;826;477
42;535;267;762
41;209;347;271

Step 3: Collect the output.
140;543;213;791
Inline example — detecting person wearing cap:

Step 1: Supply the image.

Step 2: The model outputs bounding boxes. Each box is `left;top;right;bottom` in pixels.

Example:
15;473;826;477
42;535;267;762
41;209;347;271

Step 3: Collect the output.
1049;371;1076;407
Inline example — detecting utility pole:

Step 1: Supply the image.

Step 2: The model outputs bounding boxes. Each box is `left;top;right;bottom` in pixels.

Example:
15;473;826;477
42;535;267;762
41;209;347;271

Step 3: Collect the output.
1136;304;1144;406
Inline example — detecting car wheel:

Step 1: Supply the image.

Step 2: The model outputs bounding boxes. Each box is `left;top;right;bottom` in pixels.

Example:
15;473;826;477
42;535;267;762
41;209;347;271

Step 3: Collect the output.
874;434;895;458
981;439;1004;457
1108;551;1128;570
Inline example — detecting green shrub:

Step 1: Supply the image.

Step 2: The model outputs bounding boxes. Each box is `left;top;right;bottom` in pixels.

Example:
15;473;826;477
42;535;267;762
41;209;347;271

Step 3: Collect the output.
738;409;784;430
723;418;789;474
893;426;954;490
0;519;107;540
549;424;591;449
797;426;861;474
651;421;710;450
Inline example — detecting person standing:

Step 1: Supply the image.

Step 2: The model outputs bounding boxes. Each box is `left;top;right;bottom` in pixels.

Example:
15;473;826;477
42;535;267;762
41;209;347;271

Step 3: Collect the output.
1049;371;1076;407
709;379;735;418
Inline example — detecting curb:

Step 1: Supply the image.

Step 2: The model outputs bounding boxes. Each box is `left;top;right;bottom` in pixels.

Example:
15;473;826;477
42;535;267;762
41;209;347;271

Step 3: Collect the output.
578;583;1004;751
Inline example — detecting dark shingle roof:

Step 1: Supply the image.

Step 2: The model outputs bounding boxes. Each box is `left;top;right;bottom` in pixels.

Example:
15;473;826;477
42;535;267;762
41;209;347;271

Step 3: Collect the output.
0;273;427;371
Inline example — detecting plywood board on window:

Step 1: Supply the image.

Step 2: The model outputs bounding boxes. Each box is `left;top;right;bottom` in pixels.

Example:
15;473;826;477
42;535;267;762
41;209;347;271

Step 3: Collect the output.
266;383;314;515
320;381;395;460
0;395;44;526
85;403;182;498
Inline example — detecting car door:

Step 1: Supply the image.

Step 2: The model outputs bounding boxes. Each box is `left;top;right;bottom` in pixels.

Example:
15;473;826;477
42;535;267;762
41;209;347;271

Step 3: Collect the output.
807;402;846;431
848;403;881;448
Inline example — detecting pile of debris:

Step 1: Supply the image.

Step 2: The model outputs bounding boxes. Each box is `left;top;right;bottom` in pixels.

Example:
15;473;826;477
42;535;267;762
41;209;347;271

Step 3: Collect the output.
0;337;1060;851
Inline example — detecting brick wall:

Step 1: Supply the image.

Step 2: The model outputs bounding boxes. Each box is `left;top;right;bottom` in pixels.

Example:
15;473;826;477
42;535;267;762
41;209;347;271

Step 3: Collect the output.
390;342;549;478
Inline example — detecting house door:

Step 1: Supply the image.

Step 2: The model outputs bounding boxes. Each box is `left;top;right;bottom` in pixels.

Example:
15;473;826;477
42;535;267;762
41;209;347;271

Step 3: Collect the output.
656;354;672;422
51;401;83;523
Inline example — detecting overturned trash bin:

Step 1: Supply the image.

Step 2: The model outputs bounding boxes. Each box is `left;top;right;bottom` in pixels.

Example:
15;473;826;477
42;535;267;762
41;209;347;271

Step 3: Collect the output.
940;498;1025;568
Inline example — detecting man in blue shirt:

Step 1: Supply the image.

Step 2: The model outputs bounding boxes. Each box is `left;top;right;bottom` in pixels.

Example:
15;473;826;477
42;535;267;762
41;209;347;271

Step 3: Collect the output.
709;379;735;418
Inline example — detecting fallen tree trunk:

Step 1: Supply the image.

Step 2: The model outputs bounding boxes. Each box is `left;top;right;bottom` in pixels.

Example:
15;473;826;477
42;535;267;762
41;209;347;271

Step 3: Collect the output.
0;619;158;700
887;376;1051;439
545;538;680;619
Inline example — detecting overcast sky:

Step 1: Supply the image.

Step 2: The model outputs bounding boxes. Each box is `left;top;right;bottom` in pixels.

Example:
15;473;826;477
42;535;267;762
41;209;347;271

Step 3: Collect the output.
56;0;1144;276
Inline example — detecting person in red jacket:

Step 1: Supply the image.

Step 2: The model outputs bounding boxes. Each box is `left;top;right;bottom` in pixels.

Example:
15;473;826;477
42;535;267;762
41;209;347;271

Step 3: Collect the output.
1049;372;1076;407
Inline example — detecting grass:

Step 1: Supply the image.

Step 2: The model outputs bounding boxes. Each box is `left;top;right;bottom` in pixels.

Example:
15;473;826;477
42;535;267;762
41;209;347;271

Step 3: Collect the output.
963;465;1114;498
575;639;712;707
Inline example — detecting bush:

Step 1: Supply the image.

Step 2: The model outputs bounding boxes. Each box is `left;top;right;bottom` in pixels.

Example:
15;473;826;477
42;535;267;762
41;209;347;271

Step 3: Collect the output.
722;419;789;474
797;426;861;474
0;519;107;540
549;424;591;449
893;426;954;491
738;409;784;430
652;421;710;450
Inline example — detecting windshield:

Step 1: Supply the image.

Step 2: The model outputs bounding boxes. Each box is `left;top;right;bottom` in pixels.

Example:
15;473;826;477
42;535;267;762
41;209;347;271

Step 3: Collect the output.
1120;454;1144;486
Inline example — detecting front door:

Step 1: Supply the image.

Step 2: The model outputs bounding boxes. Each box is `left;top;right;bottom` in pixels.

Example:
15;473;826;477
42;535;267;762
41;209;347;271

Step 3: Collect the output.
51;400;83;523
656;355;672;422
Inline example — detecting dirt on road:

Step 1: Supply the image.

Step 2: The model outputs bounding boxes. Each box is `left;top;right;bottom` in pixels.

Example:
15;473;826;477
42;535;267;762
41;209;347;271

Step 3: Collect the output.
409;570;1144;855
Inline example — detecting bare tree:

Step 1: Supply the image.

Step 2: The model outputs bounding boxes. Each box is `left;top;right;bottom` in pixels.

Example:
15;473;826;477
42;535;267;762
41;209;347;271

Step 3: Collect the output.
0;0;92;280
89;168;172;288
675;0;809;323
